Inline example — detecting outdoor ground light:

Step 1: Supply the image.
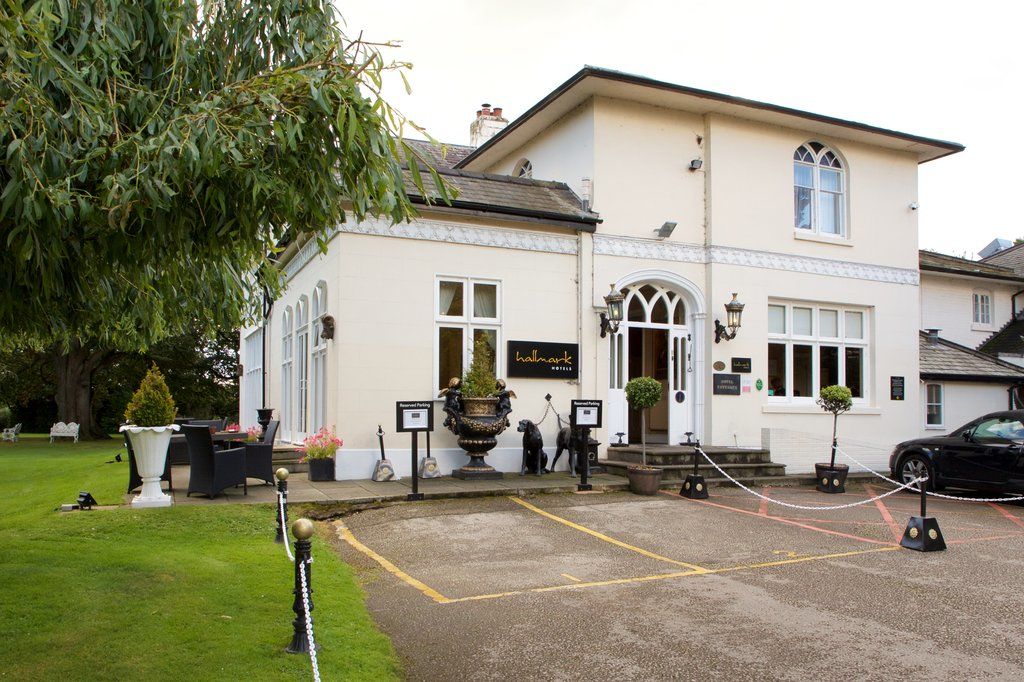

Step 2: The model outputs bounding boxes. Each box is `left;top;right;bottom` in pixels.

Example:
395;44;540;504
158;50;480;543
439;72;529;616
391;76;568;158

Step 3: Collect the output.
77;491;98;510
600;284;625;338
714;293;745;343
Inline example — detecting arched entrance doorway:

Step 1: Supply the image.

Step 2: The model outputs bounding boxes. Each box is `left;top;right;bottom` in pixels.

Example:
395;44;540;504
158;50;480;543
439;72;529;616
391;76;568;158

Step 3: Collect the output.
607;272;705;446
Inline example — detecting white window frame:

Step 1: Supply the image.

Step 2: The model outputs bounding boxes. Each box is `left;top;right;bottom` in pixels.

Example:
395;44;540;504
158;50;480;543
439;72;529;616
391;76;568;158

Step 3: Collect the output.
434;276;502;393
241;328;264;430
767;301;869;405
972;290;993;329
925;382;944;429
793;142;847;238
310;282;328;434
281;307;294;441
294;296;310;441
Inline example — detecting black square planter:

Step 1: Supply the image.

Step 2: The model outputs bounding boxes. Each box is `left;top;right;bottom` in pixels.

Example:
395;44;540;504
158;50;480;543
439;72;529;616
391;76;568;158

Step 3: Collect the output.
307;457;336;482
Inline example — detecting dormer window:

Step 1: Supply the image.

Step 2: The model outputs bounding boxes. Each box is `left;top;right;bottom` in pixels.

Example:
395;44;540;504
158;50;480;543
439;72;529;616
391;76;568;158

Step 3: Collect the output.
794;142;845;237
513;158;533;178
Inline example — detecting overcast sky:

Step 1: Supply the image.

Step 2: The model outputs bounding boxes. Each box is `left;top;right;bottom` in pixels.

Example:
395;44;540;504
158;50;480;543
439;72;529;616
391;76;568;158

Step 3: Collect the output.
342;0;1020;259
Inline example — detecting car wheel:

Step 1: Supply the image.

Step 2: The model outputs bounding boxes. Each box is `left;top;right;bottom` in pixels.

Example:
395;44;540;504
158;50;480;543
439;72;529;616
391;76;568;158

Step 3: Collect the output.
898;453;933;491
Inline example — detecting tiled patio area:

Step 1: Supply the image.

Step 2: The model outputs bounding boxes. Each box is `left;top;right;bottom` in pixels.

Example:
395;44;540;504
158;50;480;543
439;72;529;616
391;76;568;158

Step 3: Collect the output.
164;465;634;506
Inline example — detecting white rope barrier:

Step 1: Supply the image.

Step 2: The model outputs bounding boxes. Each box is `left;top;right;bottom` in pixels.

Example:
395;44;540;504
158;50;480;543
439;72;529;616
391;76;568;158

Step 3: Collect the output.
278;492;294;562
695;448;927;510
836;447;1024;503
298;559;321;682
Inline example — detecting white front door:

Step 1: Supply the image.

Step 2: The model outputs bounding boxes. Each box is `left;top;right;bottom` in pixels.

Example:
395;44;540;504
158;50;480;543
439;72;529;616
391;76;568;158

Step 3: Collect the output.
607;329;628;445
668;328;692;444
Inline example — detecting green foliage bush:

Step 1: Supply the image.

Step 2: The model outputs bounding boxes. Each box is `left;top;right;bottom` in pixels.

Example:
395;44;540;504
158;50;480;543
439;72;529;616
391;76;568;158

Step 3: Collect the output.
462;335;498;399
123;366;177;427
625;377;663;410
817;385;853;415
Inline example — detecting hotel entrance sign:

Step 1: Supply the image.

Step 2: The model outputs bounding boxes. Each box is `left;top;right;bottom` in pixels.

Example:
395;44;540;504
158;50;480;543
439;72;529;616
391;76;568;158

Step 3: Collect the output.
507;340;579;379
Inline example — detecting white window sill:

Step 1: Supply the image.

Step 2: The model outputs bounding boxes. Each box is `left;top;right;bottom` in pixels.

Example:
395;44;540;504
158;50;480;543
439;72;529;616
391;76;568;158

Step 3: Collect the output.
793;230;852;247
762;404;881;415
971;323;994;332
924;425;945;430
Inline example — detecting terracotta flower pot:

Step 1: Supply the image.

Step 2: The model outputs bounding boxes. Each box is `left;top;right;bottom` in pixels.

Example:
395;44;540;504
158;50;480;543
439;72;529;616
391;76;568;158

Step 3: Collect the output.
627;466;663;495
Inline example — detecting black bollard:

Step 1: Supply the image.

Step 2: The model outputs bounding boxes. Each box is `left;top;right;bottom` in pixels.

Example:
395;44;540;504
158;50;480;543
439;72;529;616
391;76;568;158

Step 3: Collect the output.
407;431;424;501
274;468;289;544
577;427;593;492
680;438;708;499
286;518;316;653
900;476;945;552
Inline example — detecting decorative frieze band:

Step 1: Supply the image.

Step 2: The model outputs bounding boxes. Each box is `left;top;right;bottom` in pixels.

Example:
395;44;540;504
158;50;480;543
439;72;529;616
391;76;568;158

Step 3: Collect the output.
593;234;919;286
285;216;918;287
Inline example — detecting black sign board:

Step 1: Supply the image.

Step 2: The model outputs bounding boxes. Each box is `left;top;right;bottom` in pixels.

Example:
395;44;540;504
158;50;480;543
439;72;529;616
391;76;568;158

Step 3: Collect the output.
731;357;752;373
395;401;434;433
507;340;579;379
713;373;741;396
570;400;602;429
890;376;905;401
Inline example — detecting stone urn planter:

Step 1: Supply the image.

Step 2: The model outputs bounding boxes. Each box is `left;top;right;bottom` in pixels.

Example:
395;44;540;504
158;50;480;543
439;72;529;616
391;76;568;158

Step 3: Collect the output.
440;380;515;481
121;425;179;508
627;466;663;495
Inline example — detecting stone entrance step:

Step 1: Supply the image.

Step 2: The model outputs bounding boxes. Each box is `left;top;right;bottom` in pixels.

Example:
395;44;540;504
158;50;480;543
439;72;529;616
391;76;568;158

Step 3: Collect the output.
601;444;786;482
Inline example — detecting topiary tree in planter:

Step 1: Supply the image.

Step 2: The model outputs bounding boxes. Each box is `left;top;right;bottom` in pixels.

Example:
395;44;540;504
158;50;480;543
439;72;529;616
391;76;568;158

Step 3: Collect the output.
624;376;664;495
462;335;497;399
625;376;663;466
815;384;853;494
121;365;179;507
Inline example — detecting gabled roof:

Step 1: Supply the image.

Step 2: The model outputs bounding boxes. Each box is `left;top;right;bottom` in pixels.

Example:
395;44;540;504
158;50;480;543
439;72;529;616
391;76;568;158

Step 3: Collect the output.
919;250;1024;283
920;332;1024;383
402;166;599;229
979;318;1024;357
402;138;475;169
458;66;965;170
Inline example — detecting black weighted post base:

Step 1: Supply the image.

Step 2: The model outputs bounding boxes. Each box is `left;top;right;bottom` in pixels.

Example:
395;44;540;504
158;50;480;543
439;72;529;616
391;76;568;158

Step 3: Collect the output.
814;463;849;494
680;474;708;499
406;492;425;502
577;483;593;492
900;516;946;552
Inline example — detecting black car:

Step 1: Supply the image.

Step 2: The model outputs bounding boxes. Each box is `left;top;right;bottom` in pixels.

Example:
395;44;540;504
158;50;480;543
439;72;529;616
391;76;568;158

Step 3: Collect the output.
890;410;1024;494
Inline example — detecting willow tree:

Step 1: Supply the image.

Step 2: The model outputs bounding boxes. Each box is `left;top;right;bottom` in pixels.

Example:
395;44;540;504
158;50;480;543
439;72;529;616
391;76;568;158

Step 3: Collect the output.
0;0;448;436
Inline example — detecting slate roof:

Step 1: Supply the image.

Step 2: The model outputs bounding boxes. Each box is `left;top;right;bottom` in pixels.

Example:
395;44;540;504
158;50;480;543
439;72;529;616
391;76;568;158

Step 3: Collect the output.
402;138;475;169
979;319;1024;356
982;241;1024;274
402;166;600;227
919;250;1024;282
920;332;1024;382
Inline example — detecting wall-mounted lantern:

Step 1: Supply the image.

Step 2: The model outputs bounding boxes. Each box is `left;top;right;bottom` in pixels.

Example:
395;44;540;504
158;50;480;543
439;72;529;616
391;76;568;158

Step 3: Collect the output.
599;285;625;338
320;315;335;340
714;293;744;343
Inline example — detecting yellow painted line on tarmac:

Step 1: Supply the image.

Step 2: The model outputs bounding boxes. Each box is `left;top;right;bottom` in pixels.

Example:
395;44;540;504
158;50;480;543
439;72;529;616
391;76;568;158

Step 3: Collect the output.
443;545;899;604
335;522;452;604
510;496;710;573
561;573;582;582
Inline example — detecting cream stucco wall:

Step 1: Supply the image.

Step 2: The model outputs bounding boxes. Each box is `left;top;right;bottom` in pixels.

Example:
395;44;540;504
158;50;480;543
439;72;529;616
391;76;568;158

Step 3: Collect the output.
919;380;1009;437
919;272;1018;348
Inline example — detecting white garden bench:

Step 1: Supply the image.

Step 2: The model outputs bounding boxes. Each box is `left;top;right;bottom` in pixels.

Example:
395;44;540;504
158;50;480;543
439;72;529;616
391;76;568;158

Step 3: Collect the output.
2;423;21;442
49;422;80;443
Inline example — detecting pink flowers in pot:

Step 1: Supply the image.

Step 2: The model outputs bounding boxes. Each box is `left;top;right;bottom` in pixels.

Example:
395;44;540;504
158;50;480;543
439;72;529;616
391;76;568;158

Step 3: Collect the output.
300;426;343;460
244;426;261;443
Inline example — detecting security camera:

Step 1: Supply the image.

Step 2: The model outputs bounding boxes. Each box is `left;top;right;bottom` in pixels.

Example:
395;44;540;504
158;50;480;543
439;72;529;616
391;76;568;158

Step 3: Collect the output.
909;202;919;211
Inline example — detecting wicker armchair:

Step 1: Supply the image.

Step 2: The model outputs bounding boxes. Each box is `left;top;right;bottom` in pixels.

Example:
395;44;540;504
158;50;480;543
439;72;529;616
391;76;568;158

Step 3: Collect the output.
244;443;275;486
183;425;247;499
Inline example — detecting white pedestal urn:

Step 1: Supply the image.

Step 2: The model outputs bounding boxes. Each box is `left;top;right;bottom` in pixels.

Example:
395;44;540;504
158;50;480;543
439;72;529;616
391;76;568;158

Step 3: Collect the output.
120;424;180;508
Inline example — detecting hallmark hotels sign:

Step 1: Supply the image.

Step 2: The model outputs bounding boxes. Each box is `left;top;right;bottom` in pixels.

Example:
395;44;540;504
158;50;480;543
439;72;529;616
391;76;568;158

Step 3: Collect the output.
506;340;579;379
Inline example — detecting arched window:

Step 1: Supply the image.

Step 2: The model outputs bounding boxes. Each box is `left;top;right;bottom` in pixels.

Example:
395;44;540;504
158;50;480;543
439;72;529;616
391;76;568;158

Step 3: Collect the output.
513;158;533;178
280;307;293;441
794;142;845;236
294;296;309;440
310;282;328;433
622;284;686;326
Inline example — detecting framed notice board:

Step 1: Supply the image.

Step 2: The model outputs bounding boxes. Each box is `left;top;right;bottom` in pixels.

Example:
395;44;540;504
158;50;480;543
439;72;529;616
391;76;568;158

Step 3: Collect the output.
890;376;905;401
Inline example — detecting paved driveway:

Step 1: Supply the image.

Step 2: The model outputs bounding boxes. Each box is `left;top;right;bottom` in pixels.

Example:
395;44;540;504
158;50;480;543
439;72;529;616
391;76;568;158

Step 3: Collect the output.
331;484;1024;680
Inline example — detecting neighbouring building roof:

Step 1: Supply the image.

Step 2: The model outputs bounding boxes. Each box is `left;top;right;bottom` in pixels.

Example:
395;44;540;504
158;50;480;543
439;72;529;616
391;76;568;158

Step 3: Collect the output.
979;238;1013;259
979;319;1024;357
458;66;965;170
402;138;476;169
402;166;600;228
918;250;1024;283
920;332;1024;383
982;241;1024;273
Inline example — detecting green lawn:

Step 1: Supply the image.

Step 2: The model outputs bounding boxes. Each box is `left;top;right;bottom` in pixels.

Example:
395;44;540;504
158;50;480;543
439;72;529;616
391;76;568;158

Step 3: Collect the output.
0;435;400;681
